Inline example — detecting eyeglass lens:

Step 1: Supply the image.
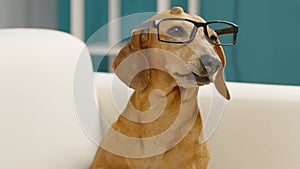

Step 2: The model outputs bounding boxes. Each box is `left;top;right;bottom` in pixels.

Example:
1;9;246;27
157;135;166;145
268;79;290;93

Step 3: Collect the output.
158;20;195;43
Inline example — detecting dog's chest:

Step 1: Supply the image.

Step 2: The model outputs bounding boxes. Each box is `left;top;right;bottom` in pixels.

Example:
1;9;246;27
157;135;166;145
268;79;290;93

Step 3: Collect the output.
126;122;208;169
126;136;209;169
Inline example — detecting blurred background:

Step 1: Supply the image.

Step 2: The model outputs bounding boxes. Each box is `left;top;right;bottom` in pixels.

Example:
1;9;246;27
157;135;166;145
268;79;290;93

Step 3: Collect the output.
0;0;299;86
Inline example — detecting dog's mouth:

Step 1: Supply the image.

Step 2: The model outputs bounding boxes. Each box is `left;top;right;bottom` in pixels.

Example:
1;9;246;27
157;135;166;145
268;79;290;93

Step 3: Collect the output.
192;73;210;84
174;72;210;85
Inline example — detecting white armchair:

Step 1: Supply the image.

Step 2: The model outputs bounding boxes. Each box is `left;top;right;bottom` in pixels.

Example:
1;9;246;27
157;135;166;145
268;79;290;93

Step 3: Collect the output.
0;29;97;169
1;29;300;169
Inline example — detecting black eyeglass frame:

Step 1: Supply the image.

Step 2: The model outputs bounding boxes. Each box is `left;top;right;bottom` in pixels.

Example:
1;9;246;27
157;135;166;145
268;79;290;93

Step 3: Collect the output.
132;18;239;46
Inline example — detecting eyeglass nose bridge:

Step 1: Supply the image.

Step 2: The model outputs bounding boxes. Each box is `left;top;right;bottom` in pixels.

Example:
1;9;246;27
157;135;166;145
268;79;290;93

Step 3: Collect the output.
188;22;210;44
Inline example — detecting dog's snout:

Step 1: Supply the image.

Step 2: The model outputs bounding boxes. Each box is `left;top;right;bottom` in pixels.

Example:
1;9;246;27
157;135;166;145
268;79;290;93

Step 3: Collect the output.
200;55;221;76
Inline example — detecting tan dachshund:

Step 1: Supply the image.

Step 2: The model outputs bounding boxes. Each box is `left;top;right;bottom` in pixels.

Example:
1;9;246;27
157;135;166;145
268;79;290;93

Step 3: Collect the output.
90;6;237;169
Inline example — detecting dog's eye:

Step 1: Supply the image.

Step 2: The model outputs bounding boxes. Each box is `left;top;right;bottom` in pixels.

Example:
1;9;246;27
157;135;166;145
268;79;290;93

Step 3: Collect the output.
167;26;187;37
209;35;218;43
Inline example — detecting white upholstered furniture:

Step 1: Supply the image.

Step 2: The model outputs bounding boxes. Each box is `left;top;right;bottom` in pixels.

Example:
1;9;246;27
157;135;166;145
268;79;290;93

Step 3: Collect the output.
0;29;97;169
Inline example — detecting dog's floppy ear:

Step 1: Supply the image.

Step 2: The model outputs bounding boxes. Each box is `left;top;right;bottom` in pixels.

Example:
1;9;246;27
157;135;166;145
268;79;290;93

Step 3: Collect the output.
213;44;231;100
112;31;150;91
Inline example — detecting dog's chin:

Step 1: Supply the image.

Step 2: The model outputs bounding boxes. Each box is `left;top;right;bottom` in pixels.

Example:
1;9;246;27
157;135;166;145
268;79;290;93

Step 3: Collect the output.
174;72;211;87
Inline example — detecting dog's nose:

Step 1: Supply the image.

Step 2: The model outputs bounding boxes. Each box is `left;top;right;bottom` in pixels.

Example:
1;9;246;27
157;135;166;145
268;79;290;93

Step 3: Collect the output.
200;54;221;76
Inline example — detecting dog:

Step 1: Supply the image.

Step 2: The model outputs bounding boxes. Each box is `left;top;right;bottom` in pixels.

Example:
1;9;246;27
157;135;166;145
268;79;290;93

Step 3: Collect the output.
90;6;237;169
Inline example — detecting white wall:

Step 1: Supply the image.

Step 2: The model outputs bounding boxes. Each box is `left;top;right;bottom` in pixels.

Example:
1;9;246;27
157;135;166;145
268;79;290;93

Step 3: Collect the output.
0;0;57;29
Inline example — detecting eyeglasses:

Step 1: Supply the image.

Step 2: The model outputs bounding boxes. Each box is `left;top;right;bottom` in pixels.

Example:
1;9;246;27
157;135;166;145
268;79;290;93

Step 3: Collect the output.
132;18;238;46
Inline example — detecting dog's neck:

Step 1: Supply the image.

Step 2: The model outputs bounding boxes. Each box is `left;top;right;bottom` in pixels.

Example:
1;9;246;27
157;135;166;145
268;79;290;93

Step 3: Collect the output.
130;69;199;112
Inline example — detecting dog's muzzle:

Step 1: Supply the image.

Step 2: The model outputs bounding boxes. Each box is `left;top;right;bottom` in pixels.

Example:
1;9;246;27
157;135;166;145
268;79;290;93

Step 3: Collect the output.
199;54;221;82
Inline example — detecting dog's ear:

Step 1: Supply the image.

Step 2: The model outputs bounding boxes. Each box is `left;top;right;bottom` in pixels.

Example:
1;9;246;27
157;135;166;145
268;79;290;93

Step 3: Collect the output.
213;44;231;100
112;31;151;91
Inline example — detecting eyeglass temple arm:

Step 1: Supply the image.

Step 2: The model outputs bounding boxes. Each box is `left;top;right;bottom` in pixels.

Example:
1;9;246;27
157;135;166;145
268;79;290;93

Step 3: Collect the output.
215;27;237;35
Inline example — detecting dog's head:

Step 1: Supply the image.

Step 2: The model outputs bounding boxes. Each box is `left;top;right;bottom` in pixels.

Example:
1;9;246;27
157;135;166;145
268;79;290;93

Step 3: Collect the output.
113;7;237;100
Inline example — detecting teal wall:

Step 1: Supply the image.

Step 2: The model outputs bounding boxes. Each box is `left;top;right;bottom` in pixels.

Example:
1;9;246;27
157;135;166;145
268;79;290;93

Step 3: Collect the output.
235;0;300;86
57;0;70;33
58;0;109;72
85;0;108;72
58;0;300;86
